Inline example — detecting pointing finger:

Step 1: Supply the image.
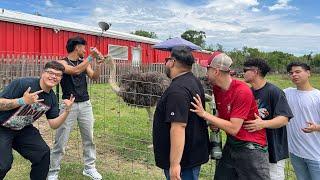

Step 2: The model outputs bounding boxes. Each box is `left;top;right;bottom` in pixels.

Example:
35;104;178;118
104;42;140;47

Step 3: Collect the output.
25;87;31;94
31;90;44;95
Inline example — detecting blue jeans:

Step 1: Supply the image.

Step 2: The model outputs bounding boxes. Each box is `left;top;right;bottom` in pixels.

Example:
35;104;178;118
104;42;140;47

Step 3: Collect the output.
290;153;320;180
164;166;201;180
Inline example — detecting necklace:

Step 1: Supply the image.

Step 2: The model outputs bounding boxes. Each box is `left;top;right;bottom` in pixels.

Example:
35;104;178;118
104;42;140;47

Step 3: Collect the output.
68;59;79;67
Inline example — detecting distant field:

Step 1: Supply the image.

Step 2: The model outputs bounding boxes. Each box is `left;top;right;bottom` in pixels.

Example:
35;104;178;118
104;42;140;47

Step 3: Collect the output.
5;74;319;180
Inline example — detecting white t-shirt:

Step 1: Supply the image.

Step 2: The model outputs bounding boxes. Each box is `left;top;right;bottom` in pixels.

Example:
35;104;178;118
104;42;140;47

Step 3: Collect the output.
284;87;320;160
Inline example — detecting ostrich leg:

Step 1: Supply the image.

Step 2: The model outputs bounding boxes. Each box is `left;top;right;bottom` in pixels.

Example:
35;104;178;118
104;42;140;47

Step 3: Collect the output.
146;107;154;133
146;106;155;148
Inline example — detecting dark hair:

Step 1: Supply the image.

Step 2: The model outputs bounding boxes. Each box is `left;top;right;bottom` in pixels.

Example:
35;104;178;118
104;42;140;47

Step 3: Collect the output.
286;61;311;72
66;36;87;53
44;61;65;73
244;58;270;77
171;46;195;66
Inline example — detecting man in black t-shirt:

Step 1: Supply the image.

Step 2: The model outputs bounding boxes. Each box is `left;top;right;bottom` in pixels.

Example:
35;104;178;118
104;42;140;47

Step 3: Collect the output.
243;58;293;180
0;61;74;180
48;36;104;180
153;46;209;180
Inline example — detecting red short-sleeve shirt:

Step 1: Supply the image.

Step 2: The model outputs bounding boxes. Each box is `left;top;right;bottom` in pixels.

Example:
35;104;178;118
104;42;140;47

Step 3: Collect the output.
213;79;266;146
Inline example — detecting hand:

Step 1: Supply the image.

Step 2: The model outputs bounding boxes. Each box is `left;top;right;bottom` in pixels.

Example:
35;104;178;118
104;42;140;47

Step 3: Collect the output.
62;94;75;112
169;164;181;180
23;87;44;104
190;94;206;118
210;124;219;131
90;47;104;63
243;113;265;132
302;121;320;133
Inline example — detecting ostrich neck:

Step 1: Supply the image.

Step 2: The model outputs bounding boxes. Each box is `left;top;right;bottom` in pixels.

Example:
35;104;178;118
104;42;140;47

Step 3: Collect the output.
108;58;120;93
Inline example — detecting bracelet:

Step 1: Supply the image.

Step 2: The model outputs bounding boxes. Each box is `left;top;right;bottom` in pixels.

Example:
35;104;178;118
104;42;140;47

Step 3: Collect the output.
17;98;26;105
87;55;93;62
64;107;71;112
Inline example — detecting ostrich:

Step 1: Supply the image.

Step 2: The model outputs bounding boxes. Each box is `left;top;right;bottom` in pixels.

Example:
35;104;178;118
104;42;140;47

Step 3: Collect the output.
104;56;170;134
104;56;215;144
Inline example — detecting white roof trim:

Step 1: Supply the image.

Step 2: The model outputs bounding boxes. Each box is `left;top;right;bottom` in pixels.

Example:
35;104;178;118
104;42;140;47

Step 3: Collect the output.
0;9;161;44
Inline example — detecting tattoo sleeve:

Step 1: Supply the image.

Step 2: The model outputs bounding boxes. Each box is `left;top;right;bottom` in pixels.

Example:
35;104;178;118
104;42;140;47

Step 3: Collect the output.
0;98;20;111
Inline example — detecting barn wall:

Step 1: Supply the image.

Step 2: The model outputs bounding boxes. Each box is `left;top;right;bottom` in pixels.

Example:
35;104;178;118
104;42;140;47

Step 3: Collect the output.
0;20;211;63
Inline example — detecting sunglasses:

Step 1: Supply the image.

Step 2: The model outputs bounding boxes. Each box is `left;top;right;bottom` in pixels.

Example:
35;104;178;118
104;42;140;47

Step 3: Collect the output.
164;57;175;65
243;67;257;73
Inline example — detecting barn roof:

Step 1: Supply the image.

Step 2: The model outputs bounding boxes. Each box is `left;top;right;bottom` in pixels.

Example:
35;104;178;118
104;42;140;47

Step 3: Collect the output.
0;8;161;44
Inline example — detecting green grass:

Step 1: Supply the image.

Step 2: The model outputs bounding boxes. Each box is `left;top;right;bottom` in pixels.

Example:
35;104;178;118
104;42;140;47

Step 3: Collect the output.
6;74;320;180
266;74;320;89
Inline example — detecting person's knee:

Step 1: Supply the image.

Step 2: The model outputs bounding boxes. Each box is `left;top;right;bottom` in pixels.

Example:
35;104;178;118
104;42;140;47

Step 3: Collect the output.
31;145;50;165
42;146;51;164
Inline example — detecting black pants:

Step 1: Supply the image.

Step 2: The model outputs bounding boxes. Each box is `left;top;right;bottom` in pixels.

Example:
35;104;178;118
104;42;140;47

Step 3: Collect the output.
214;143;270;180
0;125;50;180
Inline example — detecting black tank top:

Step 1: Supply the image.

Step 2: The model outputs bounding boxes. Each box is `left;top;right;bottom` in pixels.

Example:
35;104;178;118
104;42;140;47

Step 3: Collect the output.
60;58;89;102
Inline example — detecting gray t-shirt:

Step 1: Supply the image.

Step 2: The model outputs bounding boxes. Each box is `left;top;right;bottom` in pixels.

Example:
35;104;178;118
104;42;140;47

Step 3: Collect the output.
284;87;320;160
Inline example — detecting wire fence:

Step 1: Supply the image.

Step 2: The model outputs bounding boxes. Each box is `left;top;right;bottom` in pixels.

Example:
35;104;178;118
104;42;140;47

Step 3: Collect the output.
0;54;302;179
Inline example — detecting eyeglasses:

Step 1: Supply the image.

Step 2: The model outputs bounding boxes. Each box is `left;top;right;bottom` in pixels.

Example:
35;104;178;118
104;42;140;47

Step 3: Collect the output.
164;57;175;65
45;70;63;78
243;67;257;73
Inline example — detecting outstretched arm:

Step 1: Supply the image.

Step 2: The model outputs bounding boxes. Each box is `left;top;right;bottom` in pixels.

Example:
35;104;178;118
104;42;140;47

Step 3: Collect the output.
190;94;243;136
243;114;288;132
59;58;91;75
0;87;44;111
47;95;75;129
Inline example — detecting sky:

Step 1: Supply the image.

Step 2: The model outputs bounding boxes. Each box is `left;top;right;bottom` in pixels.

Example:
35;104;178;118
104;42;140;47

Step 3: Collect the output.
1;0;319;55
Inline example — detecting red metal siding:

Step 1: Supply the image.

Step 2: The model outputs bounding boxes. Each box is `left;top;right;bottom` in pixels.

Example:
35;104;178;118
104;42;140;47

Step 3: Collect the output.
0;20;211;63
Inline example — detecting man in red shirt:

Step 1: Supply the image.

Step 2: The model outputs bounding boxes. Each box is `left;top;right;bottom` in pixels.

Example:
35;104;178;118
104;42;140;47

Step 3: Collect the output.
191;52;270;180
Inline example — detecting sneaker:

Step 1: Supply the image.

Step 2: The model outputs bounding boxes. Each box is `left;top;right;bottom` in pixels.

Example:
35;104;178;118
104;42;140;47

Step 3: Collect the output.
82;168;102;180
47;174;58;180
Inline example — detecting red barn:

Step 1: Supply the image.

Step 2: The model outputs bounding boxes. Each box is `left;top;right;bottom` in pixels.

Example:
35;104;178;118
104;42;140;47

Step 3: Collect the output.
0;9;211;65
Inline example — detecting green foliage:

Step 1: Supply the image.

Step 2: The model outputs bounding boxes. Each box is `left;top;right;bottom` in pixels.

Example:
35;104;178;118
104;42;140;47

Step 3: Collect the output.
225;47;320;73
181;30;206;48
131;30;157;39
205;43;224;52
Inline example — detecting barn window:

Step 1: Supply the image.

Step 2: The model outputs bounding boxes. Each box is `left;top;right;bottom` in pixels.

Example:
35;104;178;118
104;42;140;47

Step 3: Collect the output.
108;44;129;60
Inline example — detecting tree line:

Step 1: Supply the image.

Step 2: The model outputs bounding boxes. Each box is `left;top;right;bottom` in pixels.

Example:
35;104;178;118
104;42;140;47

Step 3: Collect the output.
132;30;320;73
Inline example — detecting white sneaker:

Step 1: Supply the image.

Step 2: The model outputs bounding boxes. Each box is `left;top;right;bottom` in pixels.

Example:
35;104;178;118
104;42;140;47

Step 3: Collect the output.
82;168;102;180
47;174;58;180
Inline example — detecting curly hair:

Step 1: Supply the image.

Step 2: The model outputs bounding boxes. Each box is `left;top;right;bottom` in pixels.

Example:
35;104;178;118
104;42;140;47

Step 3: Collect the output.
244;58;271;77
66;36;87;53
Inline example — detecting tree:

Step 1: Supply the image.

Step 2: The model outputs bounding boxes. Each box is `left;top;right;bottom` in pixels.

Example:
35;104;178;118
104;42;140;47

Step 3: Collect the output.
131;30;157;39
204;44;215;51
204;43;224;52
181;30;206;48
216;43;224;52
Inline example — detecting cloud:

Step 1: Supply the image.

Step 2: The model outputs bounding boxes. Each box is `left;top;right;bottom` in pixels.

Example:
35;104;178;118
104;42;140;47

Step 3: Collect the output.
19;0;320;55
268;0;298;11
240;27;269;33
316;16;320;19
45;0;53;7
251;7;260;12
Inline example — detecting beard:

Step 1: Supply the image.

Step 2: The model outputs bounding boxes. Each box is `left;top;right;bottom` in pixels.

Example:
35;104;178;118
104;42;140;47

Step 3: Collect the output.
79;53;85;59
165;67;171;78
